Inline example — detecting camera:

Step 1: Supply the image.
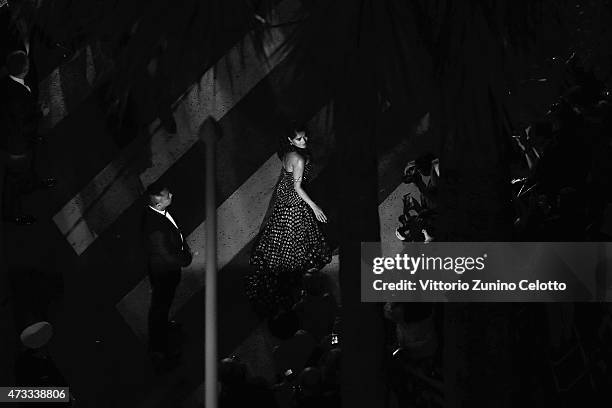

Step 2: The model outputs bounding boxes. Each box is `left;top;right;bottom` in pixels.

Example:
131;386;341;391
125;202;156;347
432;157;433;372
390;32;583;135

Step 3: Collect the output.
284;368;297;381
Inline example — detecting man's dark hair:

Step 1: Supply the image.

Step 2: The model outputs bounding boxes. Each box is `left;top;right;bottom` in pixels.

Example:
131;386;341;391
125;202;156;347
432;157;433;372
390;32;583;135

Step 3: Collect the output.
415;152;435;173
6;51;29;77
146;182;169;206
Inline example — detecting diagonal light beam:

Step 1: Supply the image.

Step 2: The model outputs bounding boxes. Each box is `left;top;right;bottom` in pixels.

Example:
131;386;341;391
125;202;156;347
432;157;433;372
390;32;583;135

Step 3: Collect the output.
52;0;303;255
39;42;113;130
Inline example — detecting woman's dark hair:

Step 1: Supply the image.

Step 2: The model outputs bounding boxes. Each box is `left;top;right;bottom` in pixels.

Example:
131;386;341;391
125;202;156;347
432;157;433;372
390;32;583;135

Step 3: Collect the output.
277;124;311;161
293;124;307;135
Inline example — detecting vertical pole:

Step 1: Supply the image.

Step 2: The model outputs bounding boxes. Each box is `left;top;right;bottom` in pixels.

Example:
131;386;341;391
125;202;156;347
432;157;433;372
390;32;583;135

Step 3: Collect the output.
0;155;15;387
200;117;219;408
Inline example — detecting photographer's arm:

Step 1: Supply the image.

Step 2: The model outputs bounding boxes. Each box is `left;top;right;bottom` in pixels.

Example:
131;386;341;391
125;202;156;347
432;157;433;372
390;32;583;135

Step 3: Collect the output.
514;130;539;173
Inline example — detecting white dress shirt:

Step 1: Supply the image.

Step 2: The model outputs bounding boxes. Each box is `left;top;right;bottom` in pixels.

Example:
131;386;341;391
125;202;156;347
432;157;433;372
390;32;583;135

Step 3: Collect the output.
9;75;31;93
149;206;183;242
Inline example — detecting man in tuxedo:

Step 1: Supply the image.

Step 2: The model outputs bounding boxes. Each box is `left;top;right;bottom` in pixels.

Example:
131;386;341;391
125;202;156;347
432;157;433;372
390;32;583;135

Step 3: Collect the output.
1;50;50;224
143;183;193;363
3;51;39;149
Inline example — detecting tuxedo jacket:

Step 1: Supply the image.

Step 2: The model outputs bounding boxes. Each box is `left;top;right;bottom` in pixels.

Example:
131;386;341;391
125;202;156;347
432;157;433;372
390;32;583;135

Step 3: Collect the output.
0;76;39;153
142;207;192;275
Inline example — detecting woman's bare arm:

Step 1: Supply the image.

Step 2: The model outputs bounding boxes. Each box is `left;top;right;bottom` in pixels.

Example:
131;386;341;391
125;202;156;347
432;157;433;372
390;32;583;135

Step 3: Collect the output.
289;154;327;223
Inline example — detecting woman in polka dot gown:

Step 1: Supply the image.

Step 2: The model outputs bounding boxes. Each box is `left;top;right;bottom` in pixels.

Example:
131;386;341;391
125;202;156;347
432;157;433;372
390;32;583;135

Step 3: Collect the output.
246;126;332;317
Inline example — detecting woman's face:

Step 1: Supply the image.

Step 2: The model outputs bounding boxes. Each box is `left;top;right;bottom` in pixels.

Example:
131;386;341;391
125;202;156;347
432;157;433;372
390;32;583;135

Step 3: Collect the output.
288;131;307;149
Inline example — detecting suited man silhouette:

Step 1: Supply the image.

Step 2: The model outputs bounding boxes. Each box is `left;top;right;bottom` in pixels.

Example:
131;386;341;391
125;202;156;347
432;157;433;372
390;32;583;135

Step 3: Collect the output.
2;51;37;153
1;50;50;224
143;183;193;361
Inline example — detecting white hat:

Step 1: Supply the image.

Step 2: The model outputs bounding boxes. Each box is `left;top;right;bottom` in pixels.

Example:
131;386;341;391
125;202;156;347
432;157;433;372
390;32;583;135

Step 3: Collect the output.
20;321;53;349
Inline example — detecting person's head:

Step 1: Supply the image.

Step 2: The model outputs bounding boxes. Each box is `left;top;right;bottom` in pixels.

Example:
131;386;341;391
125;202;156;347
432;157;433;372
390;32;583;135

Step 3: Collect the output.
219;358;247;387
20;321;53;351
298;366;322;396
531;121;553;144
384;302;405;323
552;98;582;132
320;348;341;386
147;183;172;211
268;310;300;340
564;85;589;108
415;153;435;175
288;125;308;149
278;124;309;159
6;50;29;78
302;272;324;296
536;194;552;216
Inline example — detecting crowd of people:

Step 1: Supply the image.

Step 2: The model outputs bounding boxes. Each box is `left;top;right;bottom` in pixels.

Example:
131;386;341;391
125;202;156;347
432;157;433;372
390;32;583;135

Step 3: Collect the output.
386;55;612;406
396;54;612;246
383;302;443;408
507;58;612;402
220;271;341;408
510;57;612;242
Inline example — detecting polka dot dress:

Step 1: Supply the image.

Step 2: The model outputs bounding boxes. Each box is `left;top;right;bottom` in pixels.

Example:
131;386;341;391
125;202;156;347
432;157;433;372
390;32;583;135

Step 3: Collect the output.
246;160;332;317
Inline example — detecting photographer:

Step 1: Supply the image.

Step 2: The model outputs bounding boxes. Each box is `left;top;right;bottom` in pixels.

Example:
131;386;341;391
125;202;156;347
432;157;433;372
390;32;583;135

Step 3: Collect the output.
1;50;54;225
397;154;439;242
396;195;434;243
402;153;439;212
